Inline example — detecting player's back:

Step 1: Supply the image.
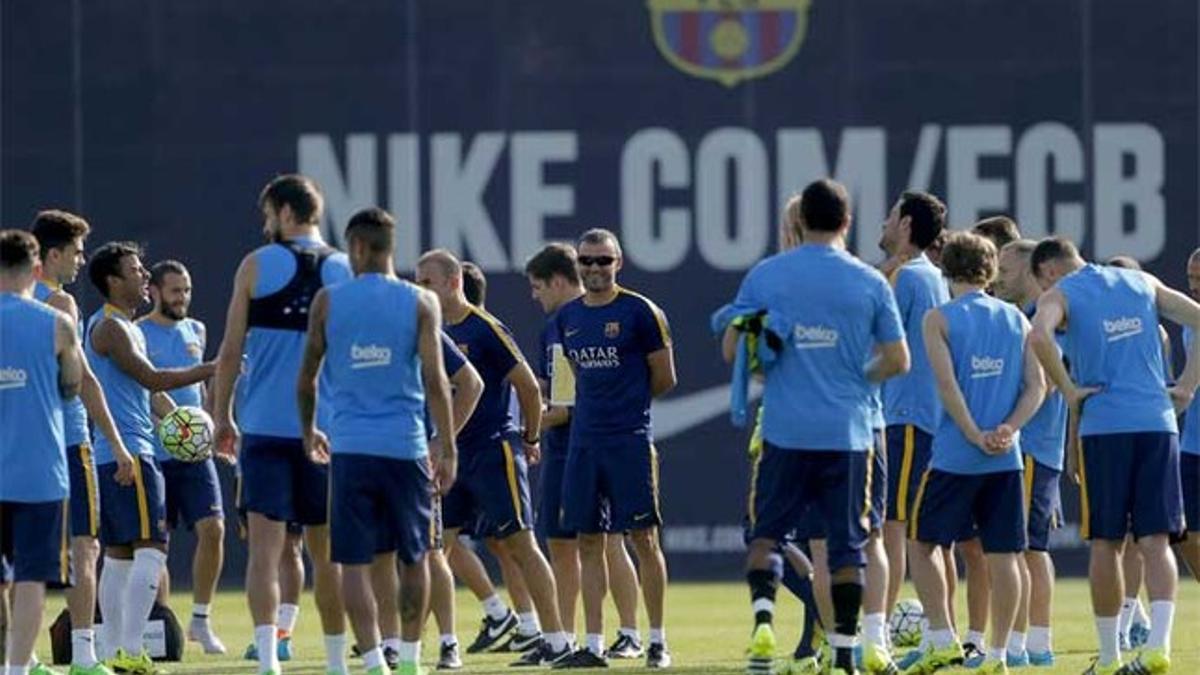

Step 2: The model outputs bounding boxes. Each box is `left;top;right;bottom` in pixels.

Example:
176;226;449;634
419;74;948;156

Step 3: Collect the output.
735;244;903;451
324;274;427;459
932;290;1026;474
239;238;351;438
884;255;949;431
444;307;521;450
1058;263;1174;435
85;304;155;462
0;293;68;501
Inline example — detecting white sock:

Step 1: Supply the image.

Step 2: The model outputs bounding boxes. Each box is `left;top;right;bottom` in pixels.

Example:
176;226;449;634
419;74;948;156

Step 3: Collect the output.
440;633;457;647
192;603;211;622
9;666;30;675
1147;601;1174;652
565;632;577;647
325;633;348;673
930;628;955;649
965;630;985;648
72;628;99;667
398;640;420;664
361;646;385;670
255;624;279;673
277;603;300;634
862;613;887;649
518;611;540;635
586;633;604;655
482;594;508;621
98;557;132;658
121;548;166;654
1096;616;1120;665
1007;631;1027;654
1119;597;1137;634
917;619;931;650
1132;598;1150;626
1027;626;1052;653
382;636;402;653
546;631;568;652
618;626;639;640
649;627;666;646
987;646;1005;661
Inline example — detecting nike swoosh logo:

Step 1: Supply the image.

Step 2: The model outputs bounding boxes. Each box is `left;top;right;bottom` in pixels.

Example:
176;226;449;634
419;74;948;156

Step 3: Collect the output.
487;618;512;639
565;328;580;337
651;382;762;440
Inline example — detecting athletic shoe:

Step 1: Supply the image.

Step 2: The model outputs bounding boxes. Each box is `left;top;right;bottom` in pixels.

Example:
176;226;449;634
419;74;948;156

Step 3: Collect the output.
962;643;986;668
1119;633;1132;652
383;646;400;669
975;659;1009;674
508;640;546;666
243;633;293;662
467;610;519;654
436;642;463;670
1115;647;1170;674
551;648;609;669
106;649;160;675
862;641;901;674
747;623;776;674
30;664;65;675
1082;657;1123;675
68;665;116;675
1006;650;1029;667
902;643;964;674
779;657;821;675
896;649;924;671
1027;650;1055;667
606;633;644;659
500;631;543;654
646;642;671;669
510;641;572;667
187;620;227;655
1128;622;1150;649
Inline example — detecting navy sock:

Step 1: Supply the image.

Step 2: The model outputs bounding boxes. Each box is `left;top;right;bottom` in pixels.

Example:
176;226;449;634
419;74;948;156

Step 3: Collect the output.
747;569;778;626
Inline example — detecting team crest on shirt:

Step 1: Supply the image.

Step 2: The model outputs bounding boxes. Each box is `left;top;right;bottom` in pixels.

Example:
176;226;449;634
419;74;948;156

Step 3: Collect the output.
457;343;470;355
605;321;621;339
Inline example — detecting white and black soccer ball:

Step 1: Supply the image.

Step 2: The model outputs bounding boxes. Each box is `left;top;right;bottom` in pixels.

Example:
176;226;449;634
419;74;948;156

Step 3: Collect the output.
157;405;214;462
889;598;925;648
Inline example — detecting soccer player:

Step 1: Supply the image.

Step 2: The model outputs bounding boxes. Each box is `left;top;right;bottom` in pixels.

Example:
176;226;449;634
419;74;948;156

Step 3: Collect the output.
1029;236;1200;674
1178;248;1200;582
416;248;573;667
83;242;214;673
297;207;456;675
0;229;86;675
992;240;1067;666
732;180;908;675
553;228;678;669
908;232;1046;675
876;192;952;647
30;210;137;675
136;260;226;654
525;242;646;658
241;528;305;663
210;174;352;675
972;216;1021;252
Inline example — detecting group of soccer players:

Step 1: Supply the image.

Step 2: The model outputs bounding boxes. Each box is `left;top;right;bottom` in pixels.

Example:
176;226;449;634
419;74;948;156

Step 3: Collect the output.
726;179;1199;675
1;173;679;675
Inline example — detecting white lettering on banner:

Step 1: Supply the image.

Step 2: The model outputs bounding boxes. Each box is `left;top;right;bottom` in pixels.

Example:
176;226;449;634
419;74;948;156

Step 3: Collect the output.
298;122;1169;273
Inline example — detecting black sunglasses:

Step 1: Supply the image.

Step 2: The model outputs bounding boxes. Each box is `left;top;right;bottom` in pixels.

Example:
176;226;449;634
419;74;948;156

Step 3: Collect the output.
578;255;616;267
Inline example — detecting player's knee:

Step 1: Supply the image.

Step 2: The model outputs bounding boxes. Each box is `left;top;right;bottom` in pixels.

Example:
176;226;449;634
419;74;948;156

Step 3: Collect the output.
629;528;659;553
196;517;225;545
72;536;100;562
578;533;605;557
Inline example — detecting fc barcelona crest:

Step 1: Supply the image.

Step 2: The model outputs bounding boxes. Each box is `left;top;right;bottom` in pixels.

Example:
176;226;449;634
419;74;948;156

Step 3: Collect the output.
605;321;621;338
648;0;812;87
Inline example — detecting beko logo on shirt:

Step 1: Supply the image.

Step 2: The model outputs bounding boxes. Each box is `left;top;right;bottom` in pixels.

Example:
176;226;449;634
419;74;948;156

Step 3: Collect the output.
970;356;1004;379
0;367;28;390
350;344;392;369
1103;316;1143;342
792;324;838;349
568;345;620;369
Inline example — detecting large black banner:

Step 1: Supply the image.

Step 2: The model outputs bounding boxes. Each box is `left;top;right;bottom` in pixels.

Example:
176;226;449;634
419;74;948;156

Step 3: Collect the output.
4;0;1197;581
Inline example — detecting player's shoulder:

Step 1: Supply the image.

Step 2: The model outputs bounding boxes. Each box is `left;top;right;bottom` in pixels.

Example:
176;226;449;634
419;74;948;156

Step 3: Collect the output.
616;285;667;318
41;287;78;315
17;294;65;322
467;305;515;336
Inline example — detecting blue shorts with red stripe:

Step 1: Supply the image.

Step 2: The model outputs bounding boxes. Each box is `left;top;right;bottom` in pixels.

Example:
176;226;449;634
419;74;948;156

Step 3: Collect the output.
1024;456;1062;552
911;468;1026;554
331;454;433;565
98;455;167;546
1080;432;1184;541
562;434;661;535
886;424;933;523
162;458;224;530
0;500;70;585
67;443;101;538
442;433;532;540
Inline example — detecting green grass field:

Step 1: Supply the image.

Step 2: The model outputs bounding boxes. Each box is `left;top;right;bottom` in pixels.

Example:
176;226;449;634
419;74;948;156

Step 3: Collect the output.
33;580;1200;673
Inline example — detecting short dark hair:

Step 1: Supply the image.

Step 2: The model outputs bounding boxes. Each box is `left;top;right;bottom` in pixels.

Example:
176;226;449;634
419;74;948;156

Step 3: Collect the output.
345;207;396;254
462;262;486;307
149;260;188;288
88;241;142;299
30;210;90;261
799;179;850;232
577;228;623;257
0;229;40;273
1030;236;1080;279
898;191;946;249
525;243;580;286
972;216;1021;251
940;231;997;286
259;174;323;225
1106;255;1142;271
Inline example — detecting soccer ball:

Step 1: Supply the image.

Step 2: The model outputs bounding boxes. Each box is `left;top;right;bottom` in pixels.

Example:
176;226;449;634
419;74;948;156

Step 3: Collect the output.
889;598;925;648
157;405;214;462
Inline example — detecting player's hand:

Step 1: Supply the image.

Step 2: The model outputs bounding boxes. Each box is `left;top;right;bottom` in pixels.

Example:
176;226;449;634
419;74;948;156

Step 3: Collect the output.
1168;384;1194;414
1065;384;1101;411
981;424;1016;455
433;452;457;496
523;438;541;465
304;429;330;464
112;446;135;486
214;417;240;464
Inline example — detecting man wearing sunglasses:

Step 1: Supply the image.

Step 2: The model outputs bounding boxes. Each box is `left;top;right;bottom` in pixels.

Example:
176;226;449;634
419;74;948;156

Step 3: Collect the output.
553;229;677;669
